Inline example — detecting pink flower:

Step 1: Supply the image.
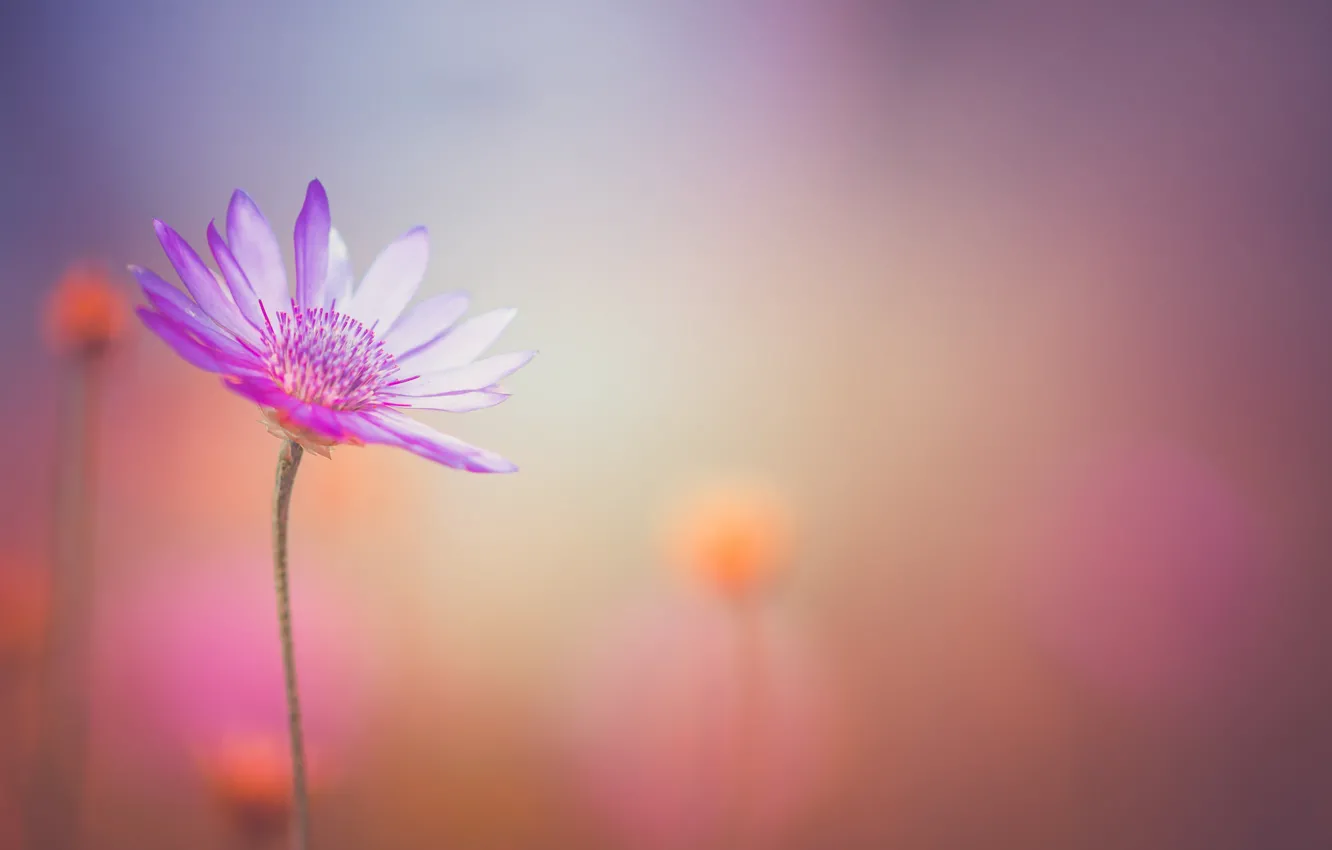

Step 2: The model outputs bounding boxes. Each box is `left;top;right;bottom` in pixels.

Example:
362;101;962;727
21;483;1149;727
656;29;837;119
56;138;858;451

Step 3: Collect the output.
134;180;533;470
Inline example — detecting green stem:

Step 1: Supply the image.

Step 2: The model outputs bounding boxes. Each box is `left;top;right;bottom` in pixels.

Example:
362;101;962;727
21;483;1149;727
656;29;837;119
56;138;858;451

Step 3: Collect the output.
272;440;309;850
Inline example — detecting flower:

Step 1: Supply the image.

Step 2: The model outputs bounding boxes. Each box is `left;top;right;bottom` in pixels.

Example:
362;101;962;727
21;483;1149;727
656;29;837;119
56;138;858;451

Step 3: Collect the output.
201;737;298;843
667;484;793;599
44;263;128;354
0;559;48;664
132;180;532;470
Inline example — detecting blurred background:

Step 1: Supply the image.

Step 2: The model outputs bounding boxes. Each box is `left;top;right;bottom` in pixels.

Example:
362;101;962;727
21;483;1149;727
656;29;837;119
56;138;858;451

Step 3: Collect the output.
3;0;1332;848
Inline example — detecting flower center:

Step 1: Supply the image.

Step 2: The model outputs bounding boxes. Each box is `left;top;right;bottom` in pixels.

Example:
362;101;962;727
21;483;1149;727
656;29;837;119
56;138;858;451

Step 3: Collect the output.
263;304;399;410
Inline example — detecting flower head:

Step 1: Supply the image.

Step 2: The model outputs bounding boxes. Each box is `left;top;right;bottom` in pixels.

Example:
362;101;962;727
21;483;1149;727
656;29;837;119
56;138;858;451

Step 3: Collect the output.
0;558;49;664
133;180;532;470
667;484;793;599
44;263;129;354
202;737;295;843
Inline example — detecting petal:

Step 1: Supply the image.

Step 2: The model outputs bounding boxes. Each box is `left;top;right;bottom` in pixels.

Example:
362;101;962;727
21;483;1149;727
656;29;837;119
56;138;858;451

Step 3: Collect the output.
344;227;429;329
402;390;510;412
381;291;470;358
206;221;266;338
398;308;516;372
389;351;535;397
322;227;354;309
293;179;332;308
225;373;297;410
137;308;227;373
284;402;360;442
154;221;250;336
132;266;257;361
348;411;518;473
132;264;220;333
226;190;290;310
223;379;404;451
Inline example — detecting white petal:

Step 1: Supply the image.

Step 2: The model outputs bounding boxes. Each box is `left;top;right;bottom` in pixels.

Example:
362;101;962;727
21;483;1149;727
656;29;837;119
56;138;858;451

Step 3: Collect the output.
403;391;510;412
344;227;428;329
322;227;354;309
381;291;470;357
398;308;516;372
390;350;535;397
226;190;290;310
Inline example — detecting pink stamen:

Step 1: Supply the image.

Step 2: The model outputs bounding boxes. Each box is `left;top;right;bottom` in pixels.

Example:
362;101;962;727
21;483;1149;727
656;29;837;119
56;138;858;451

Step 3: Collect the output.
262;304;399;410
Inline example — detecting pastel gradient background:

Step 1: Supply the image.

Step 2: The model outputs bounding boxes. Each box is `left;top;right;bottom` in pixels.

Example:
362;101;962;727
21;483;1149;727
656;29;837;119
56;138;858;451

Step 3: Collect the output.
3;1;1332;848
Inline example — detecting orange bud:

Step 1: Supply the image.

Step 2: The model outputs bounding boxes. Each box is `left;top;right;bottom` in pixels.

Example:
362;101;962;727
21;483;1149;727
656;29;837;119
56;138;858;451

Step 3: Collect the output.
0;560;50;662
44;264;128;354
668;484;793;599
202;738;294;843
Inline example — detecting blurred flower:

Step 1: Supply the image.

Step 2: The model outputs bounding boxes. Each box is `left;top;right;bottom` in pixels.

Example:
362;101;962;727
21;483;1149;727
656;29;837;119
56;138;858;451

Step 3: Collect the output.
0;559;49;665
132;179;533;470
201;736;300;845
43;264;128;354
33;263;120;850
667;484;793;599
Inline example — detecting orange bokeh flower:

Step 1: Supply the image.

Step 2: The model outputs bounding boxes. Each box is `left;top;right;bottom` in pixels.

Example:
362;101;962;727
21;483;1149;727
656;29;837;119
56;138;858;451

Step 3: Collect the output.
43;264;128;354
0;560;50;663
202;737;297;844
667;484;793;599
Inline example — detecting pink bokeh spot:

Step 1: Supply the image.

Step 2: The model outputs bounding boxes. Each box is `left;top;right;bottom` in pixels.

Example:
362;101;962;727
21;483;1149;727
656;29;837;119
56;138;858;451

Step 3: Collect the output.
558;594;834;850
93;559;377;779
1014;441;1279;704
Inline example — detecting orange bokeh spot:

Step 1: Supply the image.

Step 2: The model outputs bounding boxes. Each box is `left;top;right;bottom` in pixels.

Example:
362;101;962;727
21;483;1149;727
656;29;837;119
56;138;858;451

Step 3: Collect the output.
0;561;50;662
44;264;128;354
668;484;793;599
202;738;294;842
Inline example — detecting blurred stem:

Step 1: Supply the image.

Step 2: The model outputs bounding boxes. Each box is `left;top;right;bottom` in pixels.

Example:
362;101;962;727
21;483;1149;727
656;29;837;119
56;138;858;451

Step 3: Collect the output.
272;440;309;850
722;598;764;850
25;349;102;850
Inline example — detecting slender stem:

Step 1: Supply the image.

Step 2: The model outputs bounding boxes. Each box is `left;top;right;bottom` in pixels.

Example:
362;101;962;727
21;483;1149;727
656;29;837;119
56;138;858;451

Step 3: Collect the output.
721;598;764;850
26;351;101;850
272;439;309;850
